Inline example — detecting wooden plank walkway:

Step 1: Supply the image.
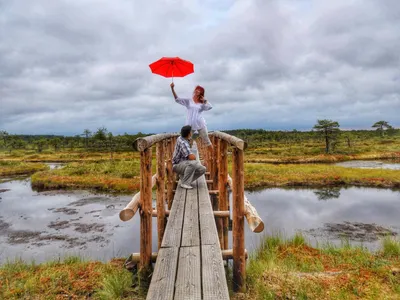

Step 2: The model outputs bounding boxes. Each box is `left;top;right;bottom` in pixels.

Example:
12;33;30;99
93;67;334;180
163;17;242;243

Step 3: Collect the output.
146;174;230;299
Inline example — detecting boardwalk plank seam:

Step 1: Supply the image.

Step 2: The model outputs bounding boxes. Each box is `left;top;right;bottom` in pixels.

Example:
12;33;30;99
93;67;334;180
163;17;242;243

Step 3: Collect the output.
161;185;186;248
202;244;230;299
146;247;179;300
182;180;200;247
174;246;202;300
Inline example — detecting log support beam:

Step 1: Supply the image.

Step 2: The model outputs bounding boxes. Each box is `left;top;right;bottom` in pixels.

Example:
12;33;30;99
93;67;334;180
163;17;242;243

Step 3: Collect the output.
139;147;152;275
232;148;245;292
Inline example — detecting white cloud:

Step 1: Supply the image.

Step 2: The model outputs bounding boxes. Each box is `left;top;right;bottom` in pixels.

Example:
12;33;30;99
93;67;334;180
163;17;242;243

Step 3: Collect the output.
0;0;399;135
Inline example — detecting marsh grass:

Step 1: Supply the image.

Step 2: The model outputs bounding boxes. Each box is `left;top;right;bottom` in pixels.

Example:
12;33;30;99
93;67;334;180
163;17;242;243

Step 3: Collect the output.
0;161;48;176
4;136;400;192
0;256;143;299
30;159;150;193
242;163;400;189
382;236;400;257
244;135;400;161
246;151;400;164
61;160;143;178
96;271;136;300
241;234;400;300
0;150;140;162
2;135;399;165
29;159;400;194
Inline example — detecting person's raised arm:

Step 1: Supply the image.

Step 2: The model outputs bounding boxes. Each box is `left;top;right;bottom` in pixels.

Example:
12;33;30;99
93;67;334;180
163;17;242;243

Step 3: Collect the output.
170;82;178;100
171;83;190;107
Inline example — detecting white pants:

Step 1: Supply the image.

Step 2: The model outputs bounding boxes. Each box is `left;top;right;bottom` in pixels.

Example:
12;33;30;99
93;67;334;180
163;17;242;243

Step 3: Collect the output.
193;127;212;146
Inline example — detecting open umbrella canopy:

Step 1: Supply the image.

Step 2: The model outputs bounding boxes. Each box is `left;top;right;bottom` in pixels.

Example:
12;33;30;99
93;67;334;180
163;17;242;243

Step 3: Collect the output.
149;57;194;79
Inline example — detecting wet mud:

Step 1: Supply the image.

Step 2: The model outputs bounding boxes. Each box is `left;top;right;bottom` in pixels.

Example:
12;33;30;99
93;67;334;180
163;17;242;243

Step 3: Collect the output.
68;196;113;207
52;207;79;215
306;221;397;242
48;220;70;230
0;218;11;233
73;223;105;233
6;228;108;249
0;177;134;263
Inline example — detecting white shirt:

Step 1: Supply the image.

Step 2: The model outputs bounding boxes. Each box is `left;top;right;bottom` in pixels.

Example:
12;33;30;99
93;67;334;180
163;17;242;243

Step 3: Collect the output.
175;97;213;131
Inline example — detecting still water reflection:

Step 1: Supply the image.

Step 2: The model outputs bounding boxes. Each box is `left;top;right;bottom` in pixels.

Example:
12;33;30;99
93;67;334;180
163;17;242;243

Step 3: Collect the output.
0;178;158;263
244;187;400;252
1;177;399;263
335;160;400;170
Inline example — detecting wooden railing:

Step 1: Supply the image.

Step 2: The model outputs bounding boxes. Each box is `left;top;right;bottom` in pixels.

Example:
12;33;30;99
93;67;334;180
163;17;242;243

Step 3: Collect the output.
197;131;264;292
120;133;179;275
119;131;264;292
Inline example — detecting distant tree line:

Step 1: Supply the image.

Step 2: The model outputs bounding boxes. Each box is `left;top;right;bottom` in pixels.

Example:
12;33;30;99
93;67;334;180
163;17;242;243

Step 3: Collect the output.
1;120;398;154
0;127;149;153
223;120;399;154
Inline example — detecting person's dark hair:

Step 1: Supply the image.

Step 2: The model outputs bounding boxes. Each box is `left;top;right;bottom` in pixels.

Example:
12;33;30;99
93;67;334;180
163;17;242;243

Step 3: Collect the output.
181;125;192;138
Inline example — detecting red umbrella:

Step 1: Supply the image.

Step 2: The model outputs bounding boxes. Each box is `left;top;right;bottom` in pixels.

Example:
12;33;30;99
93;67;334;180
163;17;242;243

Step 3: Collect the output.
149;57;194;82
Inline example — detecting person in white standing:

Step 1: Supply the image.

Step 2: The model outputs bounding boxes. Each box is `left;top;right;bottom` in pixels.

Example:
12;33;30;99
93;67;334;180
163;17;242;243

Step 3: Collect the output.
170;82;213;156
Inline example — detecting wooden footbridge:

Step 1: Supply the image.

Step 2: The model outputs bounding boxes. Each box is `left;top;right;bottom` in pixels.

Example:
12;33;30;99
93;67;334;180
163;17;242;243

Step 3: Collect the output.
120;131;264;299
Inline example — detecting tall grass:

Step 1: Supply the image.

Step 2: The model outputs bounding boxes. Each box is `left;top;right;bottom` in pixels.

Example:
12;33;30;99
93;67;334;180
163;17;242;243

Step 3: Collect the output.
0;256;141;299
382;236;400;257
243;233;400;300
97;271;135;300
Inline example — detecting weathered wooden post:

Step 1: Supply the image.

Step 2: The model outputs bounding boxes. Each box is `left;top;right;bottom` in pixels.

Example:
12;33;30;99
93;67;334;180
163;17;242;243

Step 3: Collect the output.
171;136;178;195
166;138;174;210
203;140;208;170
218;139;229;249
140;146;152;274
214;137;223;248
204;136;209;171
197;138;204;162
232;147;245;292
156;141;166;249
213;136;219;189
209;136;216;193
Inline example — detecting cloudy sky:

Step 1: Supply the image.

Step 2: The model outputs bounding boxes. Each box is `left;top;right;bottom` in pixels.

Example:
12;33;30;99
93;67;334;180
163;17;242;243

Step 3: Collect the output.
1;0;399;135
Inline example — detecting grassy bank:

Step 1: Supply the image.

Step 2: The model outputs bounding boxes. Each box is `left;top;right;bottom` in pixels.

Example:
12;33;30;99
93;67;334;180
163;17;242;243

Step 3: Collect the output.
3;236;399;299
0;161;49;177
30;160;400;193
240;234;400;300
31;160;145;193
0;150;140;162
0;257;143;299
243;163;400;189
1;135;399;165
245;151;400;164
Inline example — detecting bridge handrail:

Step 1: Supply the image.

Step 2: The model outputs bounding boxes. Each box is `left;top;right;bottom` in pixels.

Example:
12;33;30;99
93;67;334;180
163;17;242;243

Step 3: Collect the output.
209;131;247;150
124;130;257;293
133;133;179;151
